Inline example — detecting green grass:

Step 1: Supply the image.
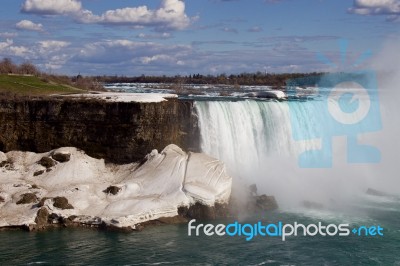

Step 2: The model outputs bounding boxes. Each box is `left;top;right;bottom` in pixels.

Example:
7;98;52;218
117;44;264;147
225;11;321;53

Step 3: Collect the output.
0;74;84;95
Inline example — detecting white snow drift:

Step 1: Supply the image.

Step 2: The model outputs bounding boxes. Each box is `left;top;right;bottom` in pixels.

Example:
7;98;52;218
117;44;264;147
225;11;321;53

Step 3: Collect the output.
0;145;231;229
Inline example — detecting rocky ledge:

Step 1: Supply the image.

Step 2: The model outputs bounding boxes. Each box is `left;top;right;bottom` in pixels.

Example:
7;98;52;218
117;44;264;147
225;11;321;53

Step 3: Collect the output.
0;144;234;231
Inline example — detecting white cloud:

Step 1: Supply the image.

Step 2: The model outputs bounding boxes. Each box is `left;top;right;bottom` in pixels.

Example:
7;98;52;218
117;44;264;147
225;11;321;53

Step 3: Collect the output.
21;0;194;30
21;0;82;15
248;26;263;32
349;0;400;20
137;32;172;39
0;39;33;58
221;27;238;33
37;40;70;56
0;39;13;50
140;54;176;64
16;20;43;32
0;32;18;38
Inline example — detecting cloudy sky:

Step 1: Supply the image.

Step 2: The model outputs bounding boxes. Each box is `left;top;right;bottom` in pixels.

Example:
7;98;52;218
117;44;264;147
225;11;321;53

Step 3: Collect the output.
0;0;399;75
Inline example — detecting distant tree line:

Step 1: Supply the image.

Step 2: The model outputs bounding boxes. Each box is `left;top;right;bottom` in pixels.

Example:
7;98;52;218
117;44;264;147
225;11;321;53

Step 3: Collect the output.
0;58;40;76
95;72;324;87
1;57;326;88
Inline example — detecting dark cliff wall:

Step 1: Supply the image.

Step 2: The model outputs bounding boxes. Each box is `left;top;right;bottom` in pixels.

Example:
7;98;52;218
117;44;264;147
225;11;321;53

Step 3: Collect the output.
0;98;199;163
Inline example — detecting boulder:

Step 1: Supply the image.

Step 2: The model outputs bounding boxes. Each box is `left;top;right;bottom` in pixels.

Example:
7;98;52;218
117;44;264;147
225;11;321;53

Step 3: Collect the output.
38;197;51;207
255;195;278;211
38;157;55;168
52;152;71;163
35;207;49;228
33;170;44;176
53;197;74;210
16;193;38;205
103;186;121;195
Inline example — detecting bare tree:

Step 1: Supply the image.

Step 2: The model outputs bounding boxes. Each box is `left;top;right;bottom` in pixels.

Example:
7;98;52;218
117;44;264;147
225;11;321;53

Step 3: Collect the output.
0;58;17;74
18;61;39;75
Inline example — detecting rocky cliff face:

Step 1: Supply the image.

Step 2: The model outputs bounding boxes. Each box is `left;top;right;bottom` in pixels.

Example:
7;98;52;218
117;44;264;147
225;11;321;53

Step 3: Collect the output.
0;98;199;163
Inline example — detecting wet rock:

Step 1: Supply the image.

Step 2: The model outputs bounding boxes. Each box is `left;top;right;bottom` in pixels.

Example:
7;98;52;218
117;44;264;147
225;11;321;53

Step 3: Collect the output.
182;203;217;220
103;186;121;195
249;184;258;196
38;157;55;168
53;197;74;209
33;170;44;176
16;193;38;205
137;216;188;230
35;207;49;228
52;152;71;163
255;195;278;211
48;213;61;223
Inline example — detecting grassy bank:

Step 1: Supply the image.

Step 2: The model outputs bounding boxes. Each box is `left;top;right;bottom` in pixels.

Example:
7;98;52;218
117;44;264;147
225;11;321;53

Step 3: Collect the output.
0;74;85;96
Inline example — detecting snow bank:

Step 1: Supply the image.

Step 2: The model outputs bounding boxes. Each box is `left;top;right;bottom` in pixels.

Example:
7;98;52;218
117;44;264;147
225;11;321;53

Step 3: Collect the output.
0;145;231;229
64;92;178;103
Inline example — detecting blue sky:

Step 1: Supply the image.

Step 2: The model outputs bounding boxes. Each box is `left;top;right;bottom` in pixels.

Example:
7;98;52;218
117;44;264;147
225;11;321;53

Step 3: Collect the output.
0;0;399;75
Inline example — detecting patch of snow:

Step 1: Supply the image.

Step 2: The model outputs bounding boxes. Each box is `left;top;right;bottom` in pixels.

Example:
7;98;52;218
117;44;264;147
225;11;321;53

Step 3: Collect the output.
0;145;232;229
64;92;178;103
0;151;6;162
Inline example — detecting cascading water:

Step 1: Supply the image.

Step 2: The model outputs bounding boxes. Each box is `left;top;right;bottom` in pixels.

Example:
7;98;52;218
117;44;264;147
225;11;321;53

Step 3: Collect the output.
194;96;399;210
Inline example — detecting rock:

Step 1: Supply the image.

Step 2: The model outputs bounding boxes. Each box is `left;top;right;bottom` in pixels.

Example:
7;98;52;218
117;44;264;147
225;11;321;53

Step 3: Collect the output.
52;152;71;163
38;157;55;168
249;184;258;196
103;186;121;195
0;145;233;230
255;195;278;211
179;202;231;220
38;197;51;207
53;197;74;209
33;170;44;176
0;159;14;170
31;184;39;189
0;196;4;203
137;216;189;230
48;213;62;224
35;207;49;228
184;203;217;220
0;99;198;164
16;193;38;205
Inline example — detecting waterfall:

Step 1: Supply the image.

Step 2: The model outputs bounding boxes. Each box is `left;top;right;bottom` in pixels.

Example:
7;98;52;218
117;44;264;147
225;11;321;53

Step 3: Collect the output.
194;98;398;208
